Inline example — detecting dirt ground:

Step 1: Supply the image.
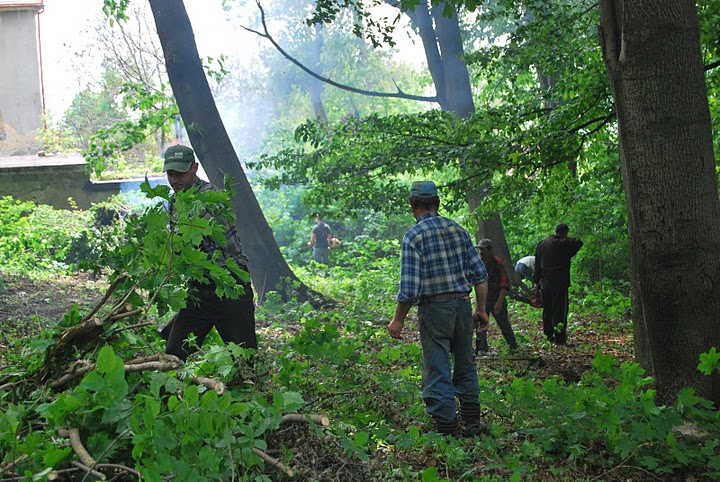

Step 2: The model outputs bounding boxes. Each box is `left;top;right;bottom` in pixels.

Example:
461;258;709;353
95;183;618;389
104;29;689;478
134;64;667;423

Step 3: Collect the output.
0;270;635;384
0;272;107;364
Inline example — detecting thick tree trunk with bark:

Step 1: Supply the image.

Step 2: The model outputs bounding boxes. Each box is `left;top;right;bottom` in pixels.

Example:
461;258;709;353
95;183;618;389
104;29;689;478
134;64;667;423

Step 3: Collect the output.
148;0;311;302
599;0;720;405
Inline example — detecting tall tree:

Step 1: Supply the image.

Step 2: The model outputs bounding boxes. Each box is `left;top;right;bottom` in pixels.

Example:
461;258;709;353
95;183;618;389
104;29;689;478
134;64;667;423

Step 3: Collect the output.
147;0;313;302
599;1;720;405
272;0;523;285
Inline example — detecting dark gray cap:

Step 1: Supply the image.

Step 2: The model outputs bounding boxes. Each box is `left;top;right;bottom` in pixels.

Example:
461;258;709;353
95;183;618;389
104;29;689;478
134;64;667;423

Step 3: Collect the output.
410;181;438;198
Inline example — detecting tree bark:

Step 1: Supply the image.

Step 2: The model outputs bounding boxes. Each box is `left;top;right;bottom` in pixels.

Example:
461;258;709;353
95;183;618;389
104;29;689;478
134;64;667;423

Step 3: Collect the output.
308;23;329;122
599;0;720;405
430;2;474;118
148;0;310;302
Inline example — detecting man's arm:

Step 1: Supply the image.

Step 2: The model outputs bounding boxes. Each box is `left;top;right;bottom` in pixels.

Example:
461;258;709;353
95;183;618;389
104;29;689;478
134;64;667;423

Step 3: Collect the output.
473;281;489;329
307;232;316;247
495;259;509;312
532;242;543;287
569;238;584;257
388;302;412;339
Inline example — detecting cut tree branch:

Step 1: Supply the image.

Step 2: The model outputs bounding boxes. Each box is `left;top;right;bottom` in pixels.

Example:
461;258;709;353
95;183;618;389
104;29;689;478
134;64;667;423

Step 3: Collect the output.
252;447;295;478
50;355;182;389
80;273;128;323
280;413;330;427
191;375;225;395
58;428;102;477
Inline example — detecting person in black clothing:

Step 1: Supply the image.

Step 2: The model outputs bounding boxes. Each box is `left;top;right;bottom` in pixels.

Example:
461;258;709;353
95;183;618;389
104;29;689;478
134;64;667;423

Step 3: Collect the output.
475;239;518;354
308;215;332;264
532;224;583;345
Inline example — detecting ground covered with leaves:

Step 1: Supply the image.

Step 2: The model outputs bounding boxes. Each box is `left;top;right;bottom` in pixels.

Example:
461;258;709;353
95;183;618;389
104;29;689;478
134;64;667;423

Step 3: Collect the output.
1;270;717;481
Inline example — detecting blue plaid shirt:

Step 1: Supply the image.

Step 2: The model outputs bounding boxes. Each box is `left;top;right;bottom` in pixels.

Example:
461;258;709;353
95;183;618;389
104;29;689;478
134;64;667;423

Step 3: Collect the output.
397;211;488;305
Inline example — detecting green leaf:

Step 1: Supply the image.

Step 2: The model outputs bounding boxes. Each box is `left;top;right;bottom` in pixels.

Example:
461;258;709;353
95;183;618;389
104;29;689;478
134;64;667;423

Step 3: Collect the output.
422;466;439;482
698;347;720;375
354;431;369;445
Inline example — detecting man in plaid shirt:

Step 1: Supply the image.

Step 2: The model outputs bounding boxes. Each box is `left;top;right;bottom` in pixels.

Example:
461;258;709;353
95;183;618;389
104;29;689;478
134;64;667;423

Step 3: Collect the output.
388;181;489;437
162;144;257;361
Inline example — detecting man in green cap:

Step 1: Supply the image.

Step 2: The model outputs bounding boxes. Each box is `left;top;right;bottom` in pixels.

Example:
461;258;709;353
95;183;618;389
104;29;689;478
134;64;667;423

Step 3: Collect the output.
161;144;257;361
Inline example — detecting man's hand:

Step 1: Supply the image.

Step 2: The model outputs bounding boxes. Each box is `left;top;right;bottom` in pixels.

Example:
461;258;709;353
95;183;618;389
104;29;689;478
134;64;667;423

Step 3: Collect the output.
388;319;404;339
473;309;489;332
493;300;503;313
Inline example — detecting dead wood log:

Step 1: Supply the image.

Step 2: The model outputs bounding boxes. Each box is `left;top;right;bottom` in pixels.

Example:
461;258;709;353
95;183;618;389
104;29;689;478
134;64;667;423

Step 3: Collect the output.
280;413;330;427
252;447;294;478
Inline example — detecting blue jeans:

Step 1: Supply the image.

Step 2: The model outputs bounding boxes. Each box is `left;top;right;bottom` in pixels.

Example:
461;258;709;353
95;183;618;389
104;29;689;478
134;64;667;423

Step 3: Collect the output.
313;246;330;264
418;299;480;423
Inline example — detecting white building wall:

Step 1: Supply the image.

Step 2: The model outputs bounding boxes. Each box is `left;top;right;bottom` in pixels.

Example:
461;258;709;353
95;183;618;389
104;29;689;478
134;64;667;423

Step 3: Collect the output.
0;6;43;154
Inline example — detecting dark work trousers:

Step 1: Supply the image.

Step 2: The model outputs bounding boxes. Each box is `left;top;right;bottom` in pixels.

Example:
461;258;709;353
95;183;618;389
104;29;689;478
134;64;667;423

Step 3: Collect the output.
476;299;518;352
541;287;569;344
166;281;257;361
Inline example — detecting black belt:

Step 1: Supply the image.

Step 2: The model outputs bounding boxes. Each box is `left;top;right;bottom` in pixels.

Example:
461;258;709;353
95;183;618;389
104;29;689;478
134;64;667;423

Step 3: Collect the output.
419;292;471;304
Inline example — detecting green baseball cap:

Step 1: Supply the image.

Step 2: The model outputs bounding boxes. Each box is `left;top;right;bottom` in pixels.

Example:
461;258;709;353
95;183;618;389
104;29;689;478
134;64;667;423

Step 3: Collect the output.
163;145;195;172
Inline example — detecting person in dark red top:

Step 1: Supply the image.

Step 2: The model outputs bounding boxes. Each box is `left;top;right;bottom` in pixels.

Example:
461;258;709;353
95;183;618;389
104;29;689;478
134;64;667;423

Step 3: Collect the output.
532;223;583;345
475;238;518;354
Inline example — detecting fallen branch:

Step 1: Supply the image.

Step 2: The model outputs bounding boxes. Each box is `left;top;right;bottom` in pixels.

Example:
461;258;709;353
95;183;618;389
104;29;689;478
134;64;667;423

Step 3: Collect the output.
0;455;27;475
70;460;106;481
79;273;128;324
252;447;294;478
116;321;155;332
49;362;94;389
95;463;141;478
191;375;225;395
108;308;144;321
58;428;101;477
125;353;164;365
280;413;330;427
124;359;182;374
50;355;182;389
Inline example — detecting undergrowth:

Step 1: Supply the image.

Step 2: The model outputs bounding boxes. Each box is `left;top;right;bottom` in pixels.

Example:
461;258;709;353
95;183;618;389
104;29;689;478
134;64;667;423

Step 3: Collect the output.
1;193;719;481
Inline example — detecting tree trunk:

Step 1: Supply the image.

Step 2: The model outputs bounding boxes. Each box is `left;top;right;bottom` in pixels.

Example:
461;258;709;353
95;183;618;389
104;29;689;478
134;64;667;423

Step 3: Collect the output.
148;0;310;303
403;0;448;109
308;23;328;121
430;2;474;118
599;0;720;405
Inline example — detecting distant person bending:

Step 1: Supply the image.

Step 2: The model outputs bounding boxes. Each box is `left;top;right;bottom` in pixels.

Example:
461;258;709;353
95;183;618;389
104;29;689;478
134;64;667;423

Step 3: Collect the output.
162;144;257;361
515;255;535;282
532;223;583;346
475;239;518;354
388;181;489;437
515;254;541;306
307;215;332;265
